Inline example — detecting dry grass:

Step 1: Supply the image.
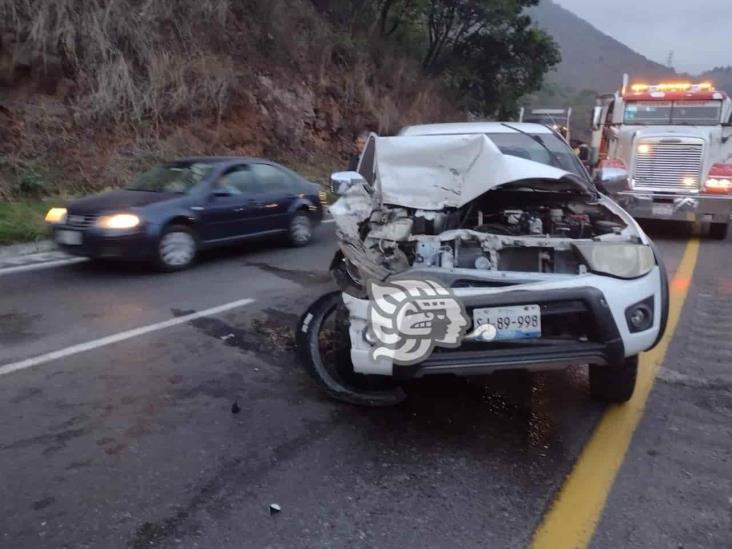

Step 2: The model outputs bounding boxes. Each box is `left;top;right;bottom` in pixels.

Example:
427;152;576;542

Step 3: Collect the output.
1;0;237;125
0;0;457;205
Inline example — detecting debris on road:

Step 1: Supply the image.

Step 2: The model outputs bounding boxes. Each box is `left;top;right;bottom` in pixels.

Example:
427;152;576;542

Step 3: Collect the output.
231;400;241;414
269;503;281;514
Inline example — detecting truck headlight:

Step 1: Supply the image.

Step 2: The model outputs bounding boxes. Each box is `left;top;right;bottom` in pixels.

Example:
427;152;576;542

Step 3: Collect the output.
96;213;141;230
574;243;656;279
45;207;67;224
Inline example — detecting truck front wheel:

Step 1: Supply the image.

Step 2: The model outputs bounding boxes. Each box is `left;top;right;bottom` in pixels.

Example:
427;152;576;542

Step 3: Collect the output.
589;355;638;403
710;222;728;240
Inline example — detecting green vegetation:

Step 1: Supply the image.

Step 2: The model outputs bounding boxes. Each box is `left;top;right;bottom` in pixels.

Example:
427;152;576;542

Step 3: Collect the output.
0;156;60;201
317;0;561;117
0;200;60;245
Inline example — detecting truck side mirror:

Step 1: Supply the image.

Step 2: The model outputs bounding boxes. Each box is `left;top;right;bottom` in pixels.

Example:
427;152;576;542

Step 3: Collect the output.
330;171;367;196
594;167;628;195
592;106;603;131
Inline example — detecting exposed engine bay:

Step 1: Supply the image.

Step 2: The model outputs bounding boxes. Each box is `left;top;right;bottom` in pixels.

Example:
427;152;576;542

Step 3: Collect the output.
329;132;654;296
334;188;633;290
298;131;662;405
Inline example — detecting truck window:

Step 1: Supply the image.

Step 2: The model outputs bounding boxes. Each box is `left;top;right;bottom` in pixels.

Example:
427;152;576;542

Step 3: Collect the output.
624;100;722;125
624;102;672;124
671;101;722;125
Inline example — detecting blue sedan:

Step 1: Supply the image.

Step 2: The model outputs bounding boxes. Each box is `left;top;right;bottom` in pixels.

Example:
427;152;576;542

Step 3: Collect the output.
45;157;325;271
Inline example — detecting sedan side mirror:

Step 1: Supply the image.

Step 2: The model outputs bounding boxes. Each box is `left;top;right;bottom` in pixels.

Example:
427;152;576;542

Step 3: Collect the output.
330;171;367;196
594;167;629;195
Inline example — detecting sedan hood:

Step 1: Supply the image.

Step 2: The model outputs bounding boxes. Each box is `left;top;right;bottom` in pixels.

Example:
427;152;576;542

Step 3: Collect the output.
68;190;180;214
370;134;587;210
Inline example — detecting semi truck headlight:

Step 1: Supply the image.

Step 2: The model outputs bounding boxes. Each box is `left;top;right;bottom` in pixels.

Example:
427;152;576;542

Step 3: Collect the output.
574;243;656;279
704;164;732;193
705;178;732;193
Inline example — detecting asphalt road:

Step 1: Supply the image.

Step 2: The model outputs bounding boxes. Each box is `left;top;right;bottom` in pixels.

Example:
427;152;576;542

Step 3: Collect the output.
0;223;729;548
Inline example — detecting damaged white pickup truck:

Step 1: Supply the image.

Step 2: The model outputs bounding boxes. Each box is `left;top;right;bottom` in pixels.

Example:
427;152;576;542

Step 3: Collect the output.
298;123;668;406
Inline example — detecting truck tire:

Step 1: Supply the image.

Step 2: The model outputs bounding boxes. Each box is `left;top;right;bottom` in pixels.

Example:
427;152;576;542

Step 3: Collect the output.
589;355;638;403
333;301;401;391
296;292;406;407
709;222;728;240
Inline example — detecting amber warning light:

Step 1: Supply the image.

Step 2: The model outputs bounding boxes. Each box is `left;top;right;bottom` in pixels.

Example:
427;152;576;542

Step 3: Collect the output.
628;82;715;94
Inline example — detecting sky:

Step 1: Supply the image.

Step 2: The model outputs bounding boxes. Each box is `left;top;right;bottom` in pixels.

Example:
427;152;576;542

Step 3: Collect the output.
554;0;732;75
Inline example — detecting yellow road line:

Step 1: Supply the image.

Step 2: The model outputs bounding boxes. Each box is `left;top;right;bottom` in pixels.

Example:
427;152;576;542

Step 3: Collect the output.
531;238;701;549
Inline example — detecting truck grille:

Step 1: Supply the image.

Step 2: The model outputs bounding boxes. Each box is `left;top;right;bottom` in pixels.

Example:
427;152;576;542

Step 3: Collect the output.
632;141;704;191
65;214;98;229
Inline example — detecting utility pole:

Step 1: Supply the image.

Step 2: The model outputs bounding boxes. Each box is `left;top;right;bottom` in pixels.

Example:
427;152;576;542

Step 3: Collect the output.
666;50;674;69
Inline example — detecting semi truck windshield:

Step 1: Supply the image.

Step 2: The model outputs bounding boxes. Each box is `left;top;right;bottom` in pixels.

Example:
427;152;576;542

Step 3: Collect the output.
624;100;722;125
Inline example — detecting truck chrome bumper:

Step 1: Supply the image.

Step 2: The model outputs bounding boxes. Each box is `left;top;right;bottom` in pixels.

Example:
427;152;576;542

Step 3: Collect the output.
613;192;732;223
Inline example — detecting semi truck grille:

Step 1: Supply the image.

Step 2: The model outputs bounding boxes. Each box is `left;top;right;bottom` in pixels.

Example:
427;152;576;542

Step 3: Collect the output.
632;141;704;191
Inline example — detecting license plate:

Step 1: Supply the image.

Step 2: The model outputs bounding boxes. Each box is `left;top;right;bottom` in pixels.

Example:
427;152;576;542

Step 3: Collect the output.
56;230;82;245
652;203;674;217
473;304;541;340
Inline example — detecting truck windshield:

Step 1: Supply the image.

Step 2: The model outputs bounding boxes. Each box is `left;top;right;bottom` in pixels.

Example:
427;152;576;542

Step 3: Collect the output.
485;132;588;180
624;100;722;125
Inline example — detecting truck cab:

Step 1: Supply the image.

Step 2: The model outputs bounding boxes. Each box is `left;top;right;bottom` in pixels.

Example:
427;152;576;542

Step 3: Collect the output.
519;107;572;141
591;79;732;238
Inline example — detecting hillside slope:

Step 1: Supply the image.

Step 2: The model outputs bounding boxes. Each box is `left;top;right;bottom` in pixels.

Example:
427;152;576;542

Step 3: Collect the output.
529;0;674;94
699;67;732;94
0;0;455;200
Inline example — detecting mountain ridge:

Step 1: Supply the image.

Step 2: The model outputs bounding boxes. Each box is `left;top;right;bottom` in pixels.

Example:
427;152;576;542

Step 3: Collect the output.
529;0;675;94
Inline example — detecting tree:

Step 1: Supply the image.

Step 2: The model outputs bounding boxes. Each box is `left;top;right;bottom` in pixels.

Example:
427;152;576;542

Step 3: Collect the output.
450;22;561;117
310;0;561;116
418;0;560;115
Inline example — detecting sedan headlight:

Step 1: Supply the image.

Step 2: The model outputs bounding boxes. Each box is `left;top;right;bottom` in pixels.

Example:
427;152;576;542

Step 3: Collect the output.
45;207;67;224
574;243;656;279
96;213;141;230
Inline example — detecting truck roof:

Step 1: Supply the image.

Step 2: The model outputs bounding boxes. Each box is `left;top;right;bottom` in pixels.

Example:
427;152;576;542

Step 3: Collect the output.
399;122;554;136
622;91;728;101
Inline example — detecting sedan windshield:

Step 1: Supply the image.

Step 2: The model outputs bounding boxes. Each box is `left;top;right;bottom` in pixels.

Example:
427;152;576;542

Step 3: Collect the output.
485;132;588;179
128;162;215;193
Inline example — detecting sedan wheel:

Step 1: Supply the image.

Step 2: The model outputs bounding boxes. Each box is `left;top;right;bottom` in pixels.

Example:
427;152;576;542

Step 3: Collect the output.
289;213;313;247
158;226;197;271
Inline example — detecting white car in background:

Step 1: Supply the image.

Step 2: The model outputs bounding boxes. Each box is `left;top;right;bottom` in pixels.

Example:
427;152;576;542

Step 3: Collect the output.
306;123;668;405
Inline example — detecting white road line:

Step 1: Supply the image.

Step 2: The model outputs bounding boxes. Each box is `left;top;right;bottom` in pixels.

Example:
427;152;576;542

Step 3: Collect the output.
0;298;256;377
322;218;335;224
0;257;86;276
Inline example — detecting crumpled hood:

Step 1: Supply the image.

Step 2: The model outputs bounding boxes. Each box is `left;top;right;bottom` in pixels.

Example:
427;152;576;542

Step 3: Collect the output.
371;134;579;210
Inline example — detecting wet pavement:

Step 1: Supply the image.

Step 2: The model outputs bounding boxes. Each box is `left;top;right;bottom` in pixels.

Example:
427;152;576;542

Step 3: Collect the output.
0;222;729;548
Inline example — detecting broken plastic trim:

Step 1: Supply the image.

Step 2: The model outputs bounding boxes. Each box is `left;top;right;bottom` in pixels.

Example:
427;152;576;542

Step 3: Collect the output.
296;292;407;407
